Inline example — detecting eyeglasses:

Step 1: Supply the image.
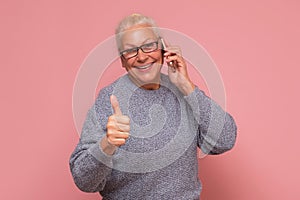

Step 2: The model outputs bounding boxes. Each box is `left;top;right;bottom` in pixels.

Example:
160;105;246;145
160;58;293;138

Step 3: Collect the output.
120;40;160;59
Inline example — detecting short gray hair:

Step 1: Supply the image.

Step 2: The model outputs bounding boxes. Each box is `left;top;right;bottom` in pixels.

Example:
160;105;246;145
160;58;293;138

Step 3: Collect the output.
115;13;161;51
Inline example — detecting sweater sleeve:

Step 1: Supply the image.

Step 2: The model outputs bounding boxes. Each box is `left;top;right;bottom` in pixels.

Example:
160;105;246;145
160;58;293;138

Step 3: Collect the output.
69;103;113;192
184;87;237;154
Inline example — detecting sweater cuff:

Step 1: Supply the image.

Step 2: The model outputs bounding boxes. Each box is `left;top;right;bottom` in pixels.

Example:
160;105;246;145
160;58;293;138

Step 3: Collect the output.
88;139;114;169
183;87;203;111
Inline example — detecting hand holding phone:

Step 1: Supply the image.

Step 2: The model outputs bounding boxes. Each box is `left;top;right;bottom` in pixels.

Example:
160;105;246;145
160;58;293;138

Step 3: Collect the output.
161;38;177;72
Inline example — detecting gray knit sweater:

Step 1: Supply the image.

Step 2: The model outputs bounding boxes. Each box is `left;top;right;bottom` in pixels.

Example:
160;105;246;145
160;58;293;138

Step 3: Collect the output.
69;74;237;199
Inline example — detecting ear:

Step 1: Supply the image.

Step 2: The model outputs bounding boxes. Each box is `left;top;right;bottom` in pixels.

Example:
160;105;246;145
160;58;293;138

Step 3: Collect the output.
120;56;126;68
161;49;165;65
120;56;129;71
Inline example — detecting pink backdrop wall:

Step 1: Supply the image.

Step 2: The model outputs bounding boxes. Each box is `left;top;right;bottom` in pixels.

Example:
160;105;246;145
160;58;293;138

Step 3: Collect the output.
1;0;299;199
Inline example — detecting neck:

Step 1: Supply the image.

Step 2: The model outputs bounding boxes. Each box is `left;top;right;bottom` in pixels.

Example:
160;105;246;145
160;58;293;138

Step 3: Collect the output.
141;83;160;90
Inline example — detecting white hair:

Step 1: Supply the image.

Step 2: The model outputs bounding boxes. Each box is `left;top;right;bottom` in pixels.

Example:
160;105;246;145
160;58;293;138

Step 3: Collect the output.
115;14;161;51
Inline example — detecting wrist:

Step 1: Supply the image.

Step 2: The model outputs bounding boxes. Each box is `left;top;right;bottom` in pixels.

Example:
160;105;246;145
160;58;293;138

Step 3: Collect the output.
100;136;117;155
180;80;195;96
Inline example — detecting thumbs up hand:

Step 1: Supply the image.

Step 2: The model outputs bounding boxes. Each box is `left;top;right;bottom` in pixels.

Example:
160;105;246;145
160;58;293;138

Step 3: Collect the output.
105;95;130;147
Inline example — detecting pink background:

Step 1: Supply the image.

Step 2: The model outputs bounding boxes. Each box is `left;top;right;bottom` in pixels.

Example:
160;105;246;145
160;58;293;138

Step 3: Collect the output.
1;0;299;199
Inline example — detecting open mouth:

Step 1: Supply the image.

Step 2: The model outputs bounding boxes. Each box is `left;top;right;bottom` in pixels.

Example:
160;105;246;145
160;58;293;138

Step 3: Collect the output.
134;63;153;70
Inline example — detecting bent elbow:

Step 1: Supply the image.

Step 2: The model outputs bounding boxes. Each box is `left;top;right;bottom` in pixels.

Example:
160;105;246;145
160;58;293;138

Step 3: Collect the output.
71;168;104;193
220;115;238;153
210;115;237;155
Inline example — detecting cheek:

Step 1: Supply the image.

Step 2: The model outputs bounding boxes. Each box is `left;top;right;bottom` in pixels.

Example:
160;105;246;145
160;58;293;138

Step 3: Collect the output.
126;60;135;69
152;51;163;63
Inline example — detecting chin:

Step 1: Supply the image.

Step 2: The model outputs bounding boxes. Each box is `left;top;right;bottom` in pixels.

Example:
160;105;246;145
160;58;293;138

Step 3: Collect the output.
129;73;160;88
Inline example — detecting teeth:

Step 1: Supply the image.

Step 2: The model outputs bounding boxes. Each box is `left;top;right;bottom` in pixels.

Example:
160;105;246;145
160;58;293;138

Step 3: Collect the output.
136;63;152;69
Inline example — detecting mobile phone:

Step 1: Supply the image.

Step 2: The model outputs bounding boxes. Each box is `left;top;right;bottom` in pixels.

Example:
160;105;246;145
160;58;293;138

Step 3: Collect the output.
160;38;176;72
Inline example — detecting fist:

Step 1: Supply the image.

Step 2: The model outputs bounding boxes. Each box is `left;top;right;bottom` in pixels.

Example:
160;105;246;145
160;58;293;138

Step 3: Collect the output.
106;95;130;146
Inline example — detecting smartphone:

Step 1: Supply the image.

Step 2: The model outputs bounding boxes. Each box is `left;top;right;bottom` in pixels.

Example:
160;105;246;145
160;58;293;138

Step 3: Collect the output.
160;38;176;72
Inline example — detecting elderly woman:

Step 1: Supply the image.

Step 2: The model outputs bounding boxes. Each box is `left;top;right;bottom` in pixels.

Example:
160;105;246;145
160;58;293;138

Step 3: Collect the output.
70;14;237;199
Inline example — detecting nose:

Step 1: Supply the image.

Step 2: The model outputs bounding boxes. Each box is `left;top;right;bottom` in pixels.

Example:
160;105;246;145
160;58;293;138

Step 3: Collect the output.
136;48;148;62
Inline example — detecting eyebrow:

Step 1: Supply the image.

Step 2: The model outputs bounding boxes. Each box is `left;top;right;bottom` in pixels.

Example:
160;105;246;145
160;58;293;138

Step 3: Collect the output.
123;38;157;49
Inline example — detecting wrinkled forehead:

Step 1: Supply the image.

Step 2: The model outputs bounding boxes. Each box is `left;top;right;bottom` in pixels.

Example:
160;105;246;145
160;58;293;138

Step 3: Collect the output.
118;25;160;49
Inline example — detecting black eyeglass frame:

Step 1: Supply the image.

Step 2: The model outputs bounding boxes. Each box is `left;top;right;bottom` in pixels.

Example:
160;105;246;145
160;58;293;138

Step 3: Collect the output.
119;39;161;59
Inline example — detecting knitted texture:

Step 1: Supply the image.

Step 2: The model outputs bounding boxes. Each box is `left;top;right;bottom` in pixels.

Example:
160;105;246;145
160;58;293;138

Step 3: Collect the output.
70;74;237;199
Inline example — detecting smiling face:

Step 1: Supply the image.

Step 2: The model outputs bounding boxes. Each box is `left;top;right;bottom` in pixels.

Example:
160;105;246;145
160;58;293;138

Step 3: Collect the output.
119;25;163;90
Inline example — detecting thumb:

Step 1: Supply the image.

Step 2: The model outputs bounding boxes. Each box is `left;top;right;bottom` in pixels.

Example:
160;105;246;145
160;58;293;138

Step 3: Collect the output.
110;95;122;115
